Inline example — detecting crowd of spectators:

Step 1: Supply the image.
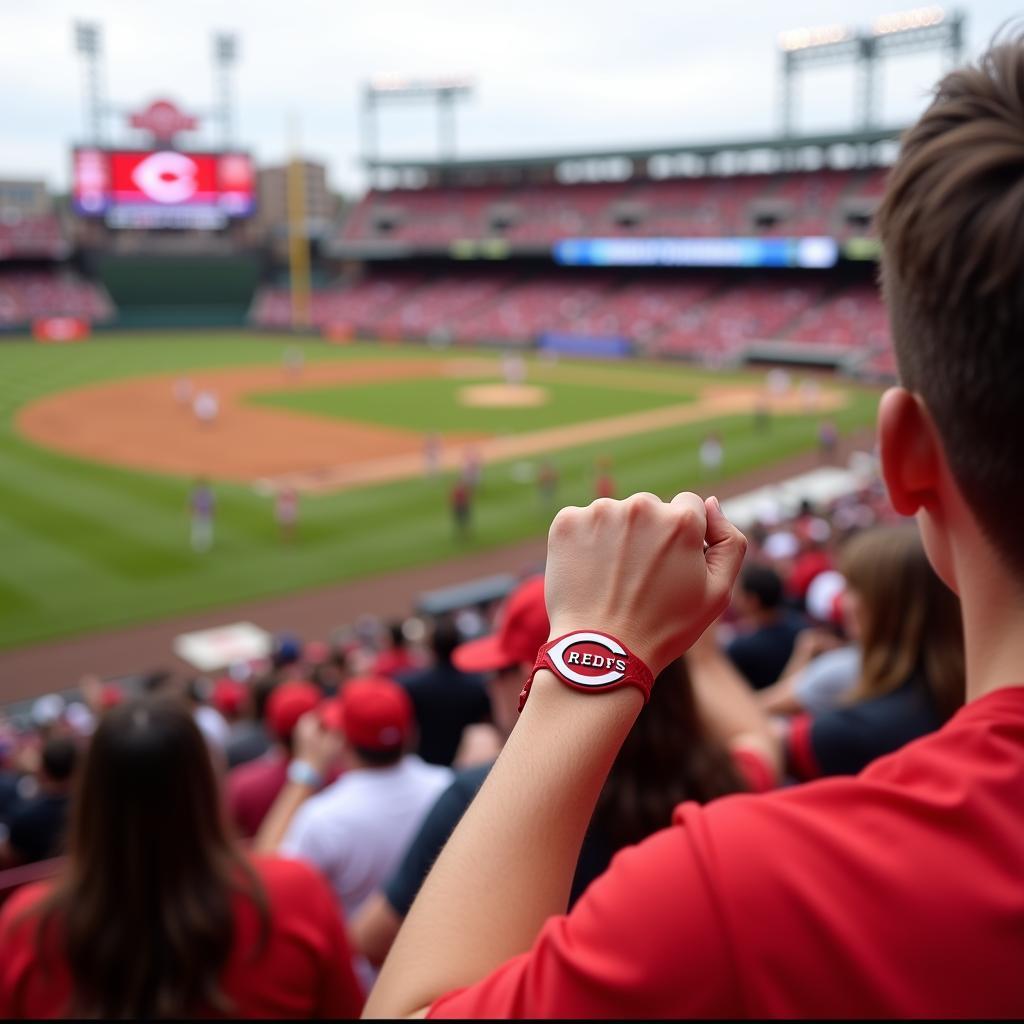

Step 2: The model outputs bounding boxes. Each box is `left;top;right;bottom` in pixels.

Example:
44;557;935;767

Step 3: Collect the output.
0;467;967;1015
0;34;1021;1020
0;215;66;261
250;270;892;369
0;270;113;327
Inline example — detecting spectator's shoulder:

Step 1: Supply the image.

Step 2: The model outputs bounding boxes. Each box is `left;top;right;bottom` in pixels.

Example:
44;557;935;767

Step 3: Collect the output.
0;881;52;940
394;666;425;689
419;759;455;787
250;852;328;895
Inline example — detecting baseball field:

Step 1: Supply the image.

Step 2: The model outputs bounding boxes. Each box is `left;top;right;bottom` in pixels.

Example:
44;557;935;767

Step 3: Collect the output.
0;333;879;652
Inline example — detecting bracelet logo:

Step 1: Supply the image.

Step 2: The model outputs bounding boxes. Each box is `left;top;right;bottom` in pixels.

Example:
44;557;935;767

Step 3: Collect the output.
547;632;628;688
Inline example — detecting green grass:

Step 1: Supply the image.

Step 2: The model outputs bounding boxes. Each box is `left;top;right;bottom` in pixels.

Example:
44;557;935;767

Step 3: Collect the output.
249;375;695;434
0;333;880;650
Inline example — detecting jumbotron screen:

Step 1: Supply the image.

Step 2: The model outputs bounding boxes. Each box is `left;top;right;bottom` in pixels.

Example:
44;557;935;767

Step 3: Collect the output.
72;148;256;229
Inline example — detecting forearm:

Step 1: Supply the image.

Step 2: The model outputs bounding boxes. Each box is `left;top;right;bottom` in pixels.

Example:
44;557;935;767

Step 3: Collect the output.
364;671;641;1019
350;892;404;967
252;780;315;853
688;646;782;774
756;676;805;717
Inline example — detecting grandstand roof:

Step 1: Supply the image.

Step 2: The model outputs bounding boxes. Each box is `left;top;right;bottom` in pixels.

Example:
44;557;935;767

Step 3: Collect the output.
365;126;905;175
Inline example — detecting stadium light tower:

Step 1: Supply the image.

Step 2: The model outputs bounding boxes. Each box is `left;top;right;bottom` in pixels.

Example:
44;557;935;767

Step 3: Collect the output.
778;7;965;136
361;77;473;172
213;32;239;148
74;21;105;144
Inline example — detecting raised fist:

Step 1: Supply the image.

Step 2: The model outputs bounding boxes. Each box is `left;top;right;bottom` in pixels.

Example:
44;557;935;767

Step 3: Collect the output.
544;492;746;677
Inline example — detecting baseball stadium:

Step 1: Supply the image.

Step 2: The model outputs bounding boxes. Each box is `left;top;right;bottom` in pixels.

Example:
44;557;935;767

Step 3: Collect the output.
3;4;1023;1018
0;14;922;692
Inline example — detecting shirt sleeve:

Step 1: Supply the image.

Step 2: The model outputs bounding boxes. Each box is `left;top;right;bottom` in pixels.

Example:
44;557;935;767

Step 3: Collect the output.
787;703;893;780
384;770;486;917
428;818;744;1019
731;747;776;793
785;714;822;781
792;647;860;715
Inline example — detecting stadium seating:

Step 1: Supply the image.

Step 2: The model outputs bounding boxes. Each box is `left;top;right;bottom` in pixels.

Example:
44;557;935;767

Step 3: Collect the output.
337;167;885;247
652;280;825;358
0;270;114;327
250;272;426;332
249;269;891;369
374;274;515;339
784;282;890;350
546;278;720;343
450;273;611;344
0;214;67;260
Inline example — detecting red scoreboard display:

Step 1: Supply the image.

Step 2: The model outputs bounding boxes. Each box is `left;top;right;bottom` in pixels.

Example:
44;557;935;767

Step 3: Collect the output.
72;148;256;229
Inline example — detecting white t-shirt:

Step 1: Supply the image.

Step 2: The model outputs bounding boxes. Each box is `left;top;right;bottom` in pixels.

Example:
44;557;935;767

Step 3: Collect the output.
280;755;453;917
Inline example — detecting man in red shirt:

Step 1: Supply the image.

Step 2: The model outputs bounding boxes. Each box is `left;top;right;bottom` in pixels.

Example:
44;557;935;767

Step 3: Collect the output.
365;38;1024;1019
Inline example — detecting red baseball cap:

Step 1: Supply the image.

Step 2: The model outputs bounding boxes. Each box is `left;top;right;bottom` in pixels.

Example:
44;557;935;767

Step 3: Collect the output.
99;684;124;711
452;575;550;674
266;680;321;741
212;677;246;718
321;676;413;751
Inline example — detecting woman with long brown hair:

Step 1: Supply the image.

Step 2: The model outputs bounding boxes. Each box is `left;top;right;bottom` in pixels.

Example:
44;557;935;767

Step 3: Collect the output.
585;653;776;859
0;696;363;1019
785;523;965;778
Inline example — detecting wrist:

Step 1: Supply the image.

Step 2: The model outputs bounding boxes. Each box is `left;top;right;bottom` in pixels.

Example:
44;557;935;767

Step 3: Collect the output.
520;631;655;713
519;669;643;729
287;759;324;789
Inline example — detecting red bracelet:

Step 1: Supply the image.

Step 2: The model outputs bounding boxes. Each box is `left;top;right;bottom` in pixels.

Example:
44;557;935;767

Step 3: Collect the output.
518;630;655;713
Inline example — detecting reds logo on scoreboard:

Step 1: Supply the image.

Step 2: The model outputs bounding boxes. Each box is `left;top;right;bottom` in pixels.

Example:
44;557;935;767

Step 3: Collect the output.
129;99;199;144
547;632;629;689
130;151;202;204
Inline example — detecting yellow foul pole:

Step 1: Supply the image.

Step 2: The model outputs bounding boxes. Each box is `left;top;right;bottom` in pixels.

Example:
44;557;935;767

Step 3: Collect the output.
286;114;312;330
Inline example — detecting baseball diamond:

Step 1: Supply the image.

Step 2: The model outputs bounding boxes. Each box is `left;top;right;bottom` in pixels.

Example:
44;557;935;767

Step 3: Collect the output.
0;334;877;653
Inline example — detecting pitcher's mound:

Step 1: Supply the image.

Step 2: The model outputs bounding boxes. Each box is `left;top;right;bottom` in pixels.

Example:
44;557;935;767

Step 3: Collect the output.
459;384;549;408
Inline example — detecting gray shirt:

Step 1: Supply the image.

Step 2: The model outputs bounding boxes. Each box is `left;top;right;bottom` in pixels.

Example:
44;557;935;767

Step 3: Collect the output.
793;645;861;715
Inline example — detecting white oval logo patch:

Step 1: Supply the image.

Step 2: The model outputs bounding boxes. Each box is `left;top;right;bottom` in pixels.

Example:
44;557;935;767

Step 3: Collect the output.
548;632;628;688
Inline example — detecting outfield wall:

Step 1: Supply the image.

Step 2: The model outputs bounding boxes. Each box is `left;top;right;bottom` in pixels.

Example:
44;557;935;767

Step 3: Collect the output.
91;254;262;328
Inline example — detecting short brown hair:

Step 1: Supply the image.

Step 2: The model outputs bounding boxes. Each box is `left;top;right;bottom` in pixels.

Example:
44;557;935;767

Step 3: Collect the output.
876;33;1024;574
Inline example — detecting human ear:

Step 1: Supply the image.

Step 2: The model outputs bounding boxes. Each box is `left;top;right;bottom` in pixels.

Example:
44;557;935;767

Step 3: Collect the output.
877;387;941;516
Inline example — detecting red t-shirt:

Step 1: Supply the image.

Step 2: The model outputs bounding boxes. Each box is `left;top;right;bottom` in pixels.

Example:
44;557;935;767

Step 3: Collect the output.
0;855;363;1019
787;549;832;601
373;648;417;679
227;750;288;838
430;686;1024;1018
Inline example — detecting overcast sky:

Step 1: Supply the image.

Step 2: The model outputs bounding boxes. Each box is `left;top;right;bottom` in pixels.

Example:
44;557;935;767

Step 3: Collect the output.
0;1;1017;195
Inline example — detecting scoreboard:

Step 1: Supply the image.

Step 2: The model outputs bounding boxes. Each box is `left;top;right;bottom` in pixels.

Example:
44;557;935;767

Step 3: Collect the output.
72;148;256;229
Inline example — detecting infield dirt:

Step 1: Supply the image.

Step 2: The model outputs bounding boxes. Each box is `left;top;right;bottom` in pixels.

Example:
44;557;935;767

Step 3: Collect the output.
18;358;847;493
